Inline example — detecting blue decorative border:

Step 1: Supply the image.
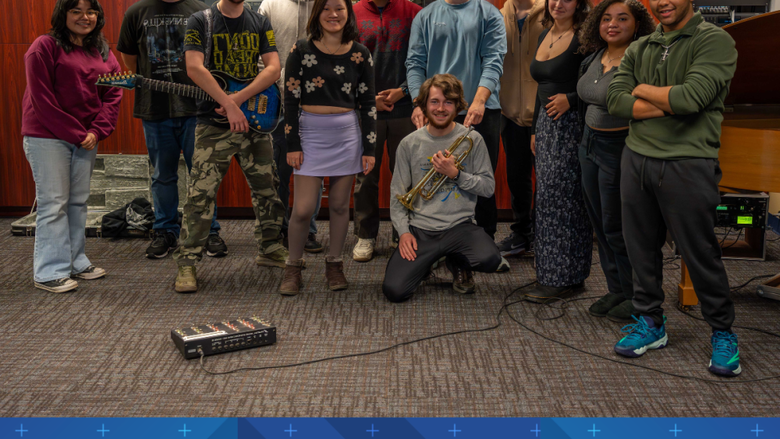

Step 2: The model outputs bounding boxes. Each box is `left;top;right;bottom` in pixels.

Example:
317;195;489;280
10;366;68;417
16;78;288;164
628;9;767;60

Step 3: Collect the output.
0;417;776;438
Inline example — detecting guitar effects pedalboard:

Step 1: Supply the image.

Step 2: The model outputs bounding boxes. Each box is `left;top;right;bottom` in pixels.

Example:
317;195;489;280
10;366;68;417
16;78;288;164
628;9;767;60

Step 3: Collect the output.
171;317;277;359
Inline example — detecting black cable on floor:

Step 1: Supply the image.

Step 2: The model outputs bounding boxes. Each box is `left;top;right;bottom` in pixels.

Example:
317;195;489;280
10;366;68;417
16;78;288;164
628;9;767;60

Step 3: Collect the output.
730;274;775;292
199;276;780;383
199;280;538;376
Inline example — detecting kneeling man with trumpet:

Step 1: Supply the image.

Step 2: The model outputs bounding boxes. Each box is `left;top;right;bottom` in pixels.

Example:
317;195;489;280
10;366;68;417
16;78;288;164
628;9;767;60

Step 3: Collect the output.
383;74;502;303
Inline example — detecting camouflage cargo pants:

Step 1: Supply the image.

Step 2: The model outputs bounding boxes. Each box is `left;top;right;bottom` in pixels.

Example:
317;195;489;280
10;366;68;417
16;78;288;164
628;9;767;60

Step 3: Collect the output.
173;124;285;266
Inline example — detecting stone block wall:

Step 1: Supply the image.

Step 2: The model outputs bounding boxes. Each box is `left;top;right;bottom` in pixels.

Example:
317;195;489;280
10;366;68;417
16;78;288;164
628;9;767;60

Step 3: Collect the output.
12;154;190;235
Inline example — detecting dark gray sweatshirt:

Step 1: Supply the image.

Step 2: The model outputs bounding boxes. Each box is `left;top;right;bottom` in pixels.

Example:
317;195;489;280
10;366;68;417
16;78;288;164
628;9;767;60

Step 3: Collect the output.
391;123;495;235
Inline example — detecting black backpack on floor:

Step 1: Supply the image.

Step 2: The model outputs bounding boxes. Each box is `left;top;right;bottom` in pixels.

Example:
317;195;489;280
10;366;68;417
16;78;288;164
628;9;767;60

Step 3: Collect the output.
100;197;155;238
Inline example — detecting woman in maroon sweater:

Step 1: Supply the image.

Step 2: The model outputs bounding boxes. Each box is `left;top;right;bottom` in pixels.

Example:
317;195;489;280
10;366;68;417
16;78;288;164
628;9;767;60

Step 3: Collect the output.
21;0;122;294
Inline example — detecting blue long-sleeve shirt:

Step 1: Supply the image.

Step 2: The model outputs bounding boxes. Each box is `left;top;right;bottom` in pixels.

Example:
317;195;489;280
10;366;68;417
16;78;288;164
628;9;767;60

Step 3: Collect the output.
405;0;507;112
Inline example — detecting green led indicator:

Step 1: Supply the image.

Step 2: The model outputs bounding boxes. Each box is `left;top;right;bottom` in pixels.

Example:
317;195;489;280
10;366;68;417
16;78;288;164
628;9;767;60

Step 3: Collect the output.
737;216;752;225
741;206;745;210
717;206;727;211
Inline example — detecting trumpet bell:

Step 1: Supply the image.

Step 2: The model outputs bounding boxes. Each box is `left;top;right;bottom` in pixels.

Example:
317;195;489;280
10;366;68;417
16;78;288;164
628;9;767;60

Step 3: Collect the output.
396;193;416;212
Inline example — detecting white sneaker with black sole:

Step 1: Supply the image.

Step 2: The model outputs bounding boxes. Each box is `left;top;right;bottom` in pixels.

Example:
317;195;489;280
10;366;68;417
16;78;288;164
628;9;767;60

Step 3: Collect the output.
73;265;106;280
34;278;78;293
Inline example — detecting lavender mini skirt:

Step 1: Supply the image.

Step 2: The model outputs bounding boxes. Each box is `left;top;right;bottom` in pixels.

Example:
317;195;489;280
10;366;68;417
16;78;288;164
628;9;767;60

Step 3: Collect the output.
296;110;363;177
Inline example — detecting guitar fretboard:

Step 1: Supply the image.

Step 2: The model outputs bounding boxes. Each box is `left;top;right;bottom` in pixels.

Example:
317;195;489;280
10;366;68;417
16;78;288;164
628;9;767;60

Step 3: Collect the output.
142;78;215;102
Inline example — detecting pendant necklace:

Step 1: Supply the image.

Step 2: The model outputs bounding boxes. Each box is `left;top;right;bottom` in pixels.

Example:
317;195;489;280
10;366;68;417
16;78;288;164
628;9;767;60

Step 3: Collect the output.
549;26;571;48
605;50;625;64
321;40;344;55
660;36;683;62
218;3;240;52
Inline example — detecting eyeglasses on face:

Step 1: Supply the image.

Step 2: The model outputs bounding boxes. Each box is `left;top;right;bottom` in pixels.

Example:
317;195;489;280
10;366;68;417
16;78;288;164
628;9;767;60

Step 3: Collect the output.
68;9;99;18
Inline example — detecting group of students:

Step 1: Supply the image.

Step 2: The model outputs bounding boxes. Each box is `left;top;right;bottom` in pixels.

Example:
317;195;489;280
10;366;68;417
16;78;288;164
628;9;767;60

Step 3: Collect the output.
21;0;742;377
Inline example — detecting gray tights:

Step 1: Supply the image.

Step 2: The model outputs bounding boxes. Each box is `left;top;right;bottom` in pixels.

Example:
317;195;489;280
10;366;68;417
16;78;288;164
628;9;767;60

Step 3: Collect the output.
288;175;354;261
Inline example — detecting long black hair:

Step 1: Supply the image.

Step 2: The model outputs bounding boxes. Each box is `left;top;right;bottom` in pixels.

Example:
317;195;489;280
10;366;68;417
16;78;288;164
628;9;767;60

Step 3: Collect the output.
306;0;359;44
49;0;109;61
578;0;656;54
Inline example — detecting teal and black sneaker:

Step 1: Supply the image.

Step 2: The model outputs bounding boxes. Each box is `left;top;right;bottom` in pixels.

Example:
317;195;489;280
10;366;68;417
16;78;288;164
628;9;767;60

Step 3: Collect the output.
614;315;668;358
709;331;741;377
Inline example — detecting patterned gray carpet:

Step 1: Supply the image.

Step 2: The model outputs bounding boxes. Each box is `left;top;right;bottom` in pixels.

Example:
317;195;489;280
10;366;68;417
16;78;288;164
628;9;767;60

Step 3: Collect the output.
1;217;779;417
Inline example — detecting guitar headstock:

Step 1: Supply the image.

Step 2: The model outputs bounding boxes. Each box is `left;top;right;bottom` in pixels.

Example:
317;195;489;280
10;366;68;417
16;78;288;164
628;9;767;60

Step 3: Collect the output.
96;71;142;90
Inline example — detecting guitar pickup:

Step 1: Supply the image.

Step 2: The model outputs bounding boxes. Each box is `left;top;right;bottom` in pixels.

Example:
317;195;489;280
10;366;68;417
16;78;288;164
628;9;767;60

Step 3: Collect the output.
245;96;267;114
259;96;267;114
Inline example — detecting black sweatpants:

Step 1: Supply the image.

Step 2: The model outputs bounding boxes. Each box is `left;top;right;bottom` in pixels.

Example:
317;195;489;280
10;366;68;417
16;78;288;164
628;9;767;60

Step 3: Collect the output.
500;116;535;240
621;148;734;330
382;222;502;303
455;109;501;239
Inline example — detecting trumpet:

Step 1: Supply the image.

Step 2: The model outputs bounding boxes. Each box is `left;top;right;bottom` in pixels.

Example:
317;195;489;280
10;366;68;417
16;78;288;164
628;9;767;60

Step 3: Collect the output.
396;126;474;211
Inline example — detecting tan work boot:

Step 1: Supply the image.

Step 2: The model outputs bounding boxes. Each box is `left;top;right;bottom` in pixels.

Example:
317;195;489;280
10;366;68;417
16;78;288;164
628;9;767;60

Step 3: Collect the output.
256;245;289;268
175;266;197;293
325;256;348;291
279;259;305;296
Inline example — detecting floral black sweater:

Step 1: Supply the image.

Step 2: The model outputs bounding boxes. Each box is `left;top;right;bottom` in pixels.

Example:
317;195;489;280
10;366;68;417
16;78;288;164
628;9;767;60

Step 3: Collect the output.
284;38;377;156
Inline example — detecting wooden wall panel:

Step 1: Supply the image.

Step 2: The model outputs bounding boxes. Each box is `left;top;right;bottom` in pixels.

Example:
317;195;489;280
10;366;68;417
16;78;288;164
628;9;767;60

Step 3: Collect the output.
0;45;35;208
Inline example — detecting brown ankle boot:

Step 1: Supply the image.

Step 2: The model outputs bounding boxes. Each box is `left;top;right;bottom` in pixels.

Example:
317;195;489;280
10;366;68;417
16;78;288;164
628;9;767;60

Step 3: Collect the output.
325;257;348;291
279;259;304;296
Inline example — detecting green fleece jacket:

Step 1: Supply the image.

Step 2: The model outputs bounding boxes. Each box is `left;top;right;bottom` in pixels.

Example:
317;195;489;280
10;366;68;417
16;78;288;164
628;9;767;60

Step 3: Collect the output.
607;13;737;159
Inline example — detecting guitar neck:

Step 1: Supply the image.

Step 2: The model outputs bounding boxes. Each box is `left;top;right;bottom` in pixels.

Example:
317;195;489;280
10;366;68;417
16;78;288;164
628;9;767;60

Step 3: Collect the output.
141;78;215;102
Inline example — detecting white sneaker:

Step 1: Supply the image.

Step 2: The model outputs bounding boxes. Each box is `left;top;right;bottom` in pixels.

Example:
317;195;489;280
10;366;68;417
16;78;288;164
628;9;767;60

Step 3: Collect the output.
353;238;376;262
34;278;78;293
496;256;510;273
73;265;106;280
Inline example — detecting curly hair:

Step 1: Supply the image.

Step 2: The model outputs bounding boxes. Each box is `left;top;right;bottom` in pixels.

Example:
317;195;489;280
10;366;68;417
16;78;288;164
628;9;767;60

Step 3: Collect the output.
49;0;109;61
577;0;656;54
415;74;469;115
541;0;593;31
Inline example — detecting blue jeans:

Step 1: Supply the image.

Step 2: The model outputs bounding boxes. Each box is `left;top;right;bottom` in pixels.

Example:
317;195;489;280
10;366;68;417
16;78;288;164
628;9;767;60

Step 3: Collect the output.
23;137;96;282
271;116;320;235
142;117;220;236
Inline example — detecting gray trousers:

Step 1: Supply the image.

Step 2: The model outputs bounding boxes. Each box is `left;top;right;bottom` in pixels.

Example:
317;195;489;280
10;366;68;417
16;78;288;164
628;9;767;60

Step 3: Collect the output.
621;147;734;330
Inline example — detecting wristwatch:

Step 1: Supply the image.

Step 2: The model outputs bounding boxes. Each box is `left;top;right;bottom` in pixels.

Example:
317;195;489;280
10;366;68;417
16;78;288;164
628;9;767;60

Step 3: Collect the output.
401;86;409;97
453;170;461;181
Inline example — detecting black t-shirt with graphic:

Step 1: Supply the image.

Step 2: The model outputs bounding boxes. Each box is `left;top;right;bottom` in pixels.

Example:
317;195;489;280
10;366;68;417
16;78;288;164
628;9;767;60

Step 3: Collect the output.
117;0;208;121
183;6;277;128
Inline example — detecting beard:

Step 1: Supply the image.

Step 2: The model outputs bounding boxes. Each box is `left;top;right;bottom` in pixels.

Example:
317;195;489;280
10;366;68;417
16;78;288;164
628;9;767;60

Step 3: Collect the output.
425;109;457;130
225;0;245;3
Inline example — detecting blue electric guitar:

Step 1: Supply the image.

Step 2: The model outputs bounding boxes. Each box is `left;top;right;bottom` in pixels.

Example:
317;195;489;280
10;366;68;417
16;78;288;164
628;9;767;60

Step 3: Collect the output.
96;71;281;134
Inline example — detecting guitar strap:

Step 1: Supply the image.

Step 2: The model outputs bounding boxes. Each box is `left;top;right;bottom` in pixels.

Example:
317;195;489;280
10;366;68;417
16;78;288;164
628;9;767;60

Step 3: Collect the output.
203;5;216;70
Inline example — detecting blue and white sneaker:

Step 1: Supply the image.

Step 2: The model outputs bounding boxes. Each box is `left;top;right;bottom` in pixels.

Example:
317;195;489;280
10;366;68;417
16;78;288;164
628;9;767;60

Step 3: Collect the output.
709;331;741;377
614;315;668;358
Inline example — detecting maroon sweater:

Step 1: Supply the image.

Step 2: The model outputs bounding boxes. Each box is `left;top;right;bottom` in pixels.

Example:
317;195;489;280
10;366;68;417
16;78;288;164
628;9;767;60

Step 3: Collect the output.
22;35;122;146
354;0;421;120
